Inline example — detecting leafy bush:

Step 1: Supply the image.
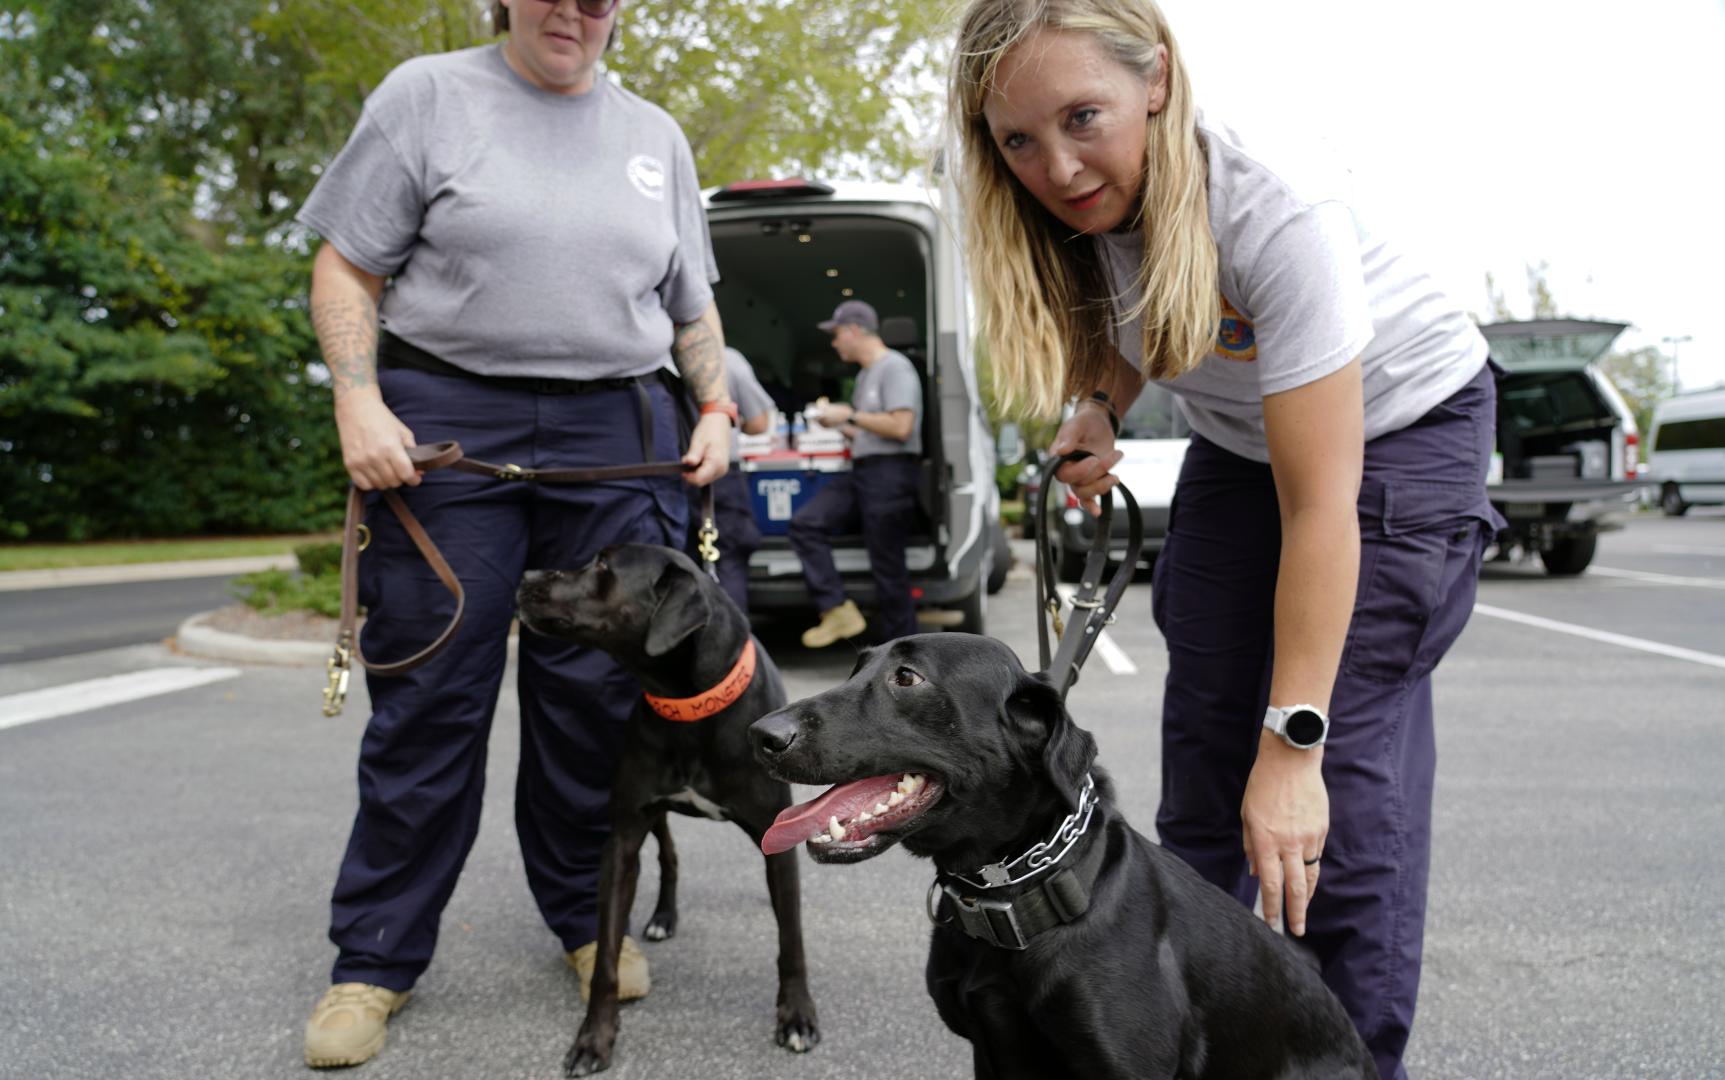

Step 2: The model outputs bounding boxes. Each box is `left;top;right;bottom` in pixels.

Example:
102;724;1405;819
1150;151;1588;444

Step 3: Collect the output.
231;566;342;619
294;541;343;578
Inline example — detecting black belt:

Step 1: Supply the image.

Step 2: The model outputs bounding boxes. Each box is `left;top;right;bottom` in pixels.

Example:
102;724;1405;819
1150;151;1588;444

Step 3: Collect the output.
852;453;919;466
377;330;650;396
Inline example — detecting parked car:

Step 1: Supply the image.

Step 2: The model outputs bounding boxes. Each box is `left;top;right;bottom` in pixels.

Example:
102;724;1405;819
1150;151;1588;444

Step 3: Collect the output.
703;178;1000;633
1480;319;1647;575
1043;382;1191;582
1646;386;1725;515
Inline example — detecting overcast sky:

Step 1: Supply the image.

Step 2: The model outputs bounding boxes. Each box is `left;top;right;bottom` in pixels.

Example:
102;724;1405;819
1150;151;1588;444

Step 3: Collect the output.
1164;0;1724;391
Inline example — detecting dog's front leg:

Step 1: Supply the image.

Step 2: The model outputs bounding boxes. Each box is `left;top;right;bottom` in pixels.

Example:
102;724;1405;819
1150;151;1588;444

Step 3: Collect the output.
564;819;649;1077
763;848;820;1053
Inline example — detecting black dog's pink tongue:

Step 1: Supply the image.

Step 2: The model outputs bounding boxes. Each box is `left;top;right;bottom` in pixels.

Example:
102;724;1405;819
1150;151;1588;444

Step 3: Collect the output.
761;773;903;855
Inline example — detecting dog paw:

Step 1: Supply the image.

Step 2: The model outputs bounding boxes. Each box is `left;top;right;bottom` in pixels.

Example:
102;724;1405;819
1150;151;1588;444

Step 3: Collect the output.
563;1030;616;1076
643;914;676;942
775;1011;820;1054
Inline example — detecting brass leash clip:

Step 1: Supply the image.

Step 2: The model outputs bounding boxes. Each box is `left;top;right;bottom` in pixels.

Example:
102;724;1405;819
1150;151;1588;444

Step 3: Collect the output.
322;634;354;717
697;515;720;568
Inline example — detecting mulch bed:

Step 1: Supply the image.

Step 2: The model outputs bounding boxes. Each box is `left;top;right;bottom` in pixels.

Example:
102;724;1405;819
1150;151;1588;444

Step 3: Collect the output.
199;603;343;642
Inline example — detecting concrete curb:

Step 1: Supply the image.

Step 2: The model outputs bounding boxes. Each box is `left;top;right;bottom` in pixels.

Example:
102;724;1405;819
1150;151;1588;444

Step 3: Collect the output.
174;612;331;667
173;612;524;668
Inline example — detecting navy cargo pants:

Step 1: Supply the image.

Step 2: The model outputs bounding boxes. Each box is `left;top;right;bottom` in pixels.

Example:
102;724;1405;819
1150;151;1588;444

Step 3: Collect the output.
1150;362;1504;1079
787;454;921;641
329;367;687;992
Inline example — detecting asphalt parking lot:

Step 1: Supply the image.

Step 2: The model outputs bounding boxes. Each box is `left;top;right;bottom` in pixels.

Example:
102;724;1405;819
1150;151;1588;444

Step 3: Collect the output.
1;510;1722;1079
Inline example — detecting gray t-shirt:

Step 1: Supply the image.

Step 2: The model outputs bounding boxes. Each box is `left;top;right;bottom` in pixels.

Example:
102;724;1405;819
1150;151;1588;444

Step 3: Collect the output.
1097;112;1488;463
850;349;923;458
297;45;718;380
724;347;773;462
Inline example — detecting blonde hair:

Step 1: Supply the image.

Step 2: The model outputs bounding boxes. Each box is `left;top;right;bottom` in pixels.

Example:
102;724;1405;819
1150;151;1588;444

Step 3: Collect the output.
949;0;1216;419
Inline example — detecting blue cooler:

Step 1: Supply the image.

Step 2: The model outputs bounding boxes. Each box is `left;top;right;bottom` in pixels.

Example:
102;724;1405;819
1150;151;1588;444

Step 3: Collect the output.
744;453;849;535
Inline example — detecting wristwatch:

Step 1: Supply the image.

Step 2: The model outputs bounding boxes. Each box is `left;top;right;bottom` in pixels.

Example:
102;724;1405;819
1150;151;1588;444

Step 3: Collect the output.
699;400;739;427
1263;704;1329;750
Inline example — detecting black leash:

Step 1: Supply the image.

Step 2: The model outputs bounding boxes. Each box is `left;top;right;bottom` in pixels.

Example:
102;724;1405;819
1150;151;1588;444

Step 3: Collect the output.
1031;451;1143;700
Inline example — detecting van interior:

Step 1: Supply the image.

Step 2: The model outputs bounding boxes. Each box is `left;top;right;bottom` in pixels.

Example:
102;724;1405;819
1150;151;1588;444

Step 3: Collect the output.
708;213;945;544
1482;320;1629;481
1496;371;1622;480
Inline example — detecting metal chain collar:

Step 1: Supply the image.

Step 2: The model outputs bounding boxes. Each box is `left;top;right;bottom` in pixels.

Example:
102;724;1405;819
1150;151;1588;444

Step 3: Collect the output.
949;774;1097;891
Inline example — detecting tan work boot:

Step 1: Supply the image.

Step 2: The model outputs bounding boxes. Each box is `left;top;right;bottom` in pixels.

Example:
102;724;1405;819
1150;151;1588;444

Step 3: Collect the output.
801;600;867;648
303;982;410;1068
565;935;651;1003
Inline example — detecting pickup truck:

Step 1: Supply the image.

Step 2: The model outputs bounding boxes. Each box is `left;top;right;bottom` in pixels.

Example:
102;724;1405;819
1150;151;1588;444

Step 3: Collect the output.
1480;319;1647;575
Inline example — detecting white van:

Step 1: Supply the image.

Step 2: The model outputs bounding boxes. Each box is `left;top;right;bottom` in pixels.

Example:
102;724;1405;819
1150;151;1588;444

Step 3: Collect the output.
1647;386;1725;515
703;179;1003;632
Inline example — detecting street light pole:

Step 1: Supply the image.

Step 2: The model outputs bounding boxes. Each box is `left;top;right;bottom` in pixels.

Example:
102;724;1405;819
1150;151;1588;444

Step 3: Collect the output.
1662;335;1692;394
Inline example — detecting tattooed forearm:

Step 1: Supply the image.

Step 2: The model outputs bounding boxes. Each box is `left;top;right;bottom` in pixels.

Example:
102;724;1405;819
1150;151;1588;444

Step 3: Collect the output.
310;294;380;400
672;304;727;405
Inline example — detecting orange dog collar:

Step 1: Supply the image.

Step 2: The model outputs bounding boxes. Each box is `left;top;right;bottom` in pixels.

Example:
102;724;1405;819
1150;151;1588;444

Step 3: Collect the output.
643;639;757;722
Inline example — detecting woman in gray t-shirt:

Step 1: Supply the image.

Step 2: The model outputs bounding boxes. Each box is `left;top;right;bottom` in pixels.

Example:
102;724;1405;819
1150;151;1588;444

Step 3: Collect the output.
295;0;738;1067
948;1;1501;1076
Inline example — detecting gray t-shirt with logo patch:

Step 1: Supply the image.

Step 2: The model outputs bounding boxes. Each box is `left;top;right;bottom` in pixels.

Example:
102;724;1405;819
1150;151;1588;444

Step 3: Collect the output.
1096;112;1488;463
850;349;923;458
297;45;717;380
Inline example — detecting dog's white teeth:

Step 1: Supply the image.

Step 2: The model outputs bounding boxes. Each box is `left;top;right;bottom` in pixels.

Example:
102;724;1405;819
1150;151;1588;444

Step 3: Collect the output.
828;816;846;841
888;791;904;807
899;773;925;794
873;802;890;815
896;776;913;794
810;833;832;845
856;810;874;822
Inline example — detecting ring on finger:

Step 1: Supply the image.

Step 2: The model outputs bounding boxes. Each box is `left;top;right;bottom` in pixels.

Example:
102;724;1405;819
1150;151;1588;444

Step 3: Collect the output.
1302;854;1321;866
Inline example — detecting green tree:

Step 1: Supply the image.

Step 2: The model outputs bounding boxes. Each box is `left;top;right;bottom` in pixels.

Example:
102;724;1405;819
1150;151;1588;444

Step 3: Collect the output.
1598;345;1673;446
0;89;345;540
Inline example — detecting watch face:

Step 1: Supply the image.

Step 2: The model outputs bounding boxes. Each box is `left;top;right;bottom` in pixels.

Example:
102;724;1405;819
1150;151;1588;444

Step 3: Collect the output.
1284;709;1326;747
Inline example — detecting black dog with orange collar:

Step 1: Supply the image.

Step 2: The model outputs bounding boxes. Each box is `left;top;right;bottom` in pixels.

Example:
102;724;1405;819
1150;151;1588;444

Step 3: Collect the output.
515;545;819;1075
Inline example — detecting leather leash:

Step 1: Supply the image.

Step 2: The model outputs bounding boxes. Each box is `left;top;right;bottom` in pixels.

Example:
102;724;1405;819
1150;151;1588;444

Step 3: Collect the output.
1031;451;1143;700
322;440;718;717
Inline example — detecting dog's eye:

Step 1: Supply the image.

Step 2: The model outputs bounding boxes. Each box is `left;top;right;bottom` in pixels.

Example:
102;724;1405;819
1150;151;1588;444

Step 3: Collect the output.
892;666;924;688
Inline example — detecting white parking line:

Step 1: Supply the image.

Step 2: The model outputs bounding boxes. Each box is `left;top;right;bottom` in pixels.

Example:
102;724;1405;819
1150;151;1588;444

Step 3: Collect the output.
1053;585;1138;675
1472;604;1725;671
0;668;242;731
1587;566;1725;590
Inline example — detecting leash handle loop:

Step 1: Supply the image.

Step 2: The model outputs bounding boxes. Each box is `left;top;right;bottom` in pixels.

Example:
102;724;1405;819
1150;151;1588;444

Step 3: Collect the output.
1032;452;1143;699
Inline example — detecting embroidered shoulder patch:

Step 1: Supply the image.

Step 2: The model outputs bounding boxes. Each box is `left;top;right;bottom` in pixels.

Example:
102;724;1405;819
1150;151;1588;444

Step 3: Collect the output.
1217;296;1257;362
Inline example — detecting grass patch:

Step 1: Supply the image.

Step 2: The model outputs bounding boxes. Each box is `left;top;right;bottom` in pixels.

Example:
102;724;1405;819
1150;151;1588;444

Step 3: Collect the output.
0;534;335;572
1000;499;1025;527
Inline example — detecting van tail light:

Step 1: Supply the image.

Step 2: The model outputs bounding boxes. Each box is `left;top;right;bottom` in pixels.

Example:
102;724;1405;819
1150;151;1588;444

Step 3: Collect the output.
1625;432;1639;478
1065;491;1080;510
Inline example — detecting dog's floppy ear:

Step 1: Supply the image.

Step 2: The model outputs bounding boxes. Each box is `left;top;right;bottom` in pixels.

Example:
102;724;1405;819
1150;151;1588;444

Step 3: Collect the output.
1007;671;1097;810
644;560;711;657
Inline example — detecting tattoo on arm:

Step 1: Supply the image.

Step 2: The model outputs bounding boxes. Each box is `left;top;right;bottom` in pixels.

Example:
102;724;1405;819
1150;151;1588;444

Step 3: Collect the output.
310;296;380;400
672;307;725;405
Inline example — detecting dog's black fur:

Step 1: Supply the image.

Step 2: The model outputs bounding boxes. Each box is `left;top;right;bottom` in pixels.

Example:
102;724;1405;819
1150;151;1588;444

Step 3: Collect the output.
516;545;818;1077
749;633;1375;1080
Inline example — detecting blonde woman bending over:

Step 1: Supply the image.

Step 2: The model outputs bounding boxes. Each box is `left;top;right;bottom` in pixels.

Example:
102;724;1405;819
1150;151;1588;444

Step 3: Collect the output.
950;1;1503;1075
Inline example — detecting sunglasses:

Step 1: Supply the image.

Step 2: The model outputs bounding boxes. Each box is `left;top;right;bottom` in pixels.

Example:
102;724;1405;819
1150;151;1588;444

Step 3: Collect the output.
533;0;620;16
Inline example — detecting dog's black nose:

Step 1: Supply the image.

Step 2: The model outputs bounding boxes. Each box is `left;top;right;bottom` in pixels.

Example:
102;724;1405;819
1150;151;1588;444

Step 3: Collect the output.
750;712;800;757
